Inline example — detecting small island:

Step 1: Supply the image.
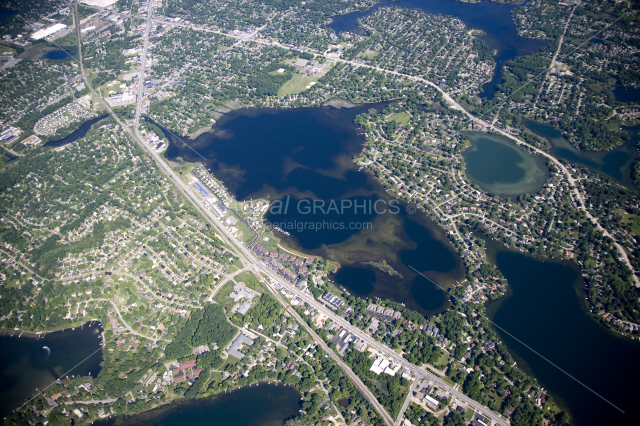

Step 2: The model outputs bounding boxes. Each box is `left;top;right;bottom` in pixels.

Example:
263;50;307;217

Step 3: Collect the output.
362;259;403;278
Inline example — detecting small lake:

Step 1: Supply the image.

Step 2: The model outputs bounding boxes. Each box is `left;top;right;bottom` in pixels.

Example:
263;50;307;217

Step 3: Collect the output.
481;236;640;425
329;0;548;99
160;104;464;314
0;8;16;21
462;131;548;196
523;119;638;188
96;383;302;426
43;50;76;60
44;115;109;147
613;86;640;104
0;323;103;418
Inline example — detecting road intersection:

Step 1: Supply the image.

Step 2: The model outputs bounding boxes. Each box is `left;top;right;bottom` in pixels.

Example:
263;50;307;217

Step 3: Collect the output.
71;2;515;424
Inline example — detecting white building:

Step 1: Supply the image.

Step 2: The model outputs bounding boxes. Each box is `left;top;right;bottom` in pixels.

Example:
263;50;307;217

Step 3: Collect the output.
80;0;118;9
31;23;68;40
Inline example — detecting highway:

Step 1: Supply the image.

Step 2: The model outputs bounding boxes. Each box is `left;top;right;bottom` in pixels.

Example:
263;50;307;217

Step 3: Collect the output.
160;17;638;287
72;2;508;424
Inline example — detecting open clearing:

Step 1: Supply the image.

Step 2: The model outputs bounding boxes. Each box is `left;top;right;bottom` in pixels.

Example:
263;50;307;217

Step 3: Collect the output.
278;75;319;96
388;112;411;125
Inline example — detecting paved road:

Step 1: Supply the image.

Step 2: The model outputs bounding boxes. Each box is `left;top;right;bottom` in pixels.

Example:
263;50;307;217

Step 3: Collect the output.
165;18;637;285
263;276;395;426
73;4;508;424
395;379;418;426
531;4;577;114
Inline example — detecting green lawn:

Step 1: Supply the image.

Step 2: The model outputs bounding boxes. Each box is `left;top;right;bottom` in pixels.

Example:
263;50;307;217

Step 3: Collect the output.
214;281;236;309
434;352;450;369
388;112;411;125
359;52;379;59
259;234;280;253
616;209;640;237
234;271;262;290
463;407;474;420
0;44;16;56
278;75;319;96
235;220;255;243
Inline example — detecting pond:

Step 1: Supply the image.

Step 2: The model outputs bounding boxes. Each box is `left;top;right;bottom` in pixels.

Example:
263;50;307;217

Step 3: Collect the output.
462;131;548;197
482;236;640;426
159;104;464;315
96;383;302;426
329;0;547;99
523;119;638;188
43;50;76;60
0;323;103;418
613;86;640;104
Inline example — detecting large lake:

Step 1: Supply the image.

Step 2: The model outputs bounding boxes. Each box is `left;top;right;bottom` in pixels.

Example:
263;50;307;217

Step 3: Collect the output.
482;236;640;426
329;0;548;99
523;119;639;188
462;132;548;196
96;383;302;426
160;104;464;314
0;323;103;418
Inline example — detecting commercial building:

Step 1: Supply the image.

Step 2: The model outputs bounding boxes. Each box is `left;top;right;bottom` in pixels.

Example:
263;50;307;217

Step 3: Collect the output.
80;0;118;9
31;23;68;40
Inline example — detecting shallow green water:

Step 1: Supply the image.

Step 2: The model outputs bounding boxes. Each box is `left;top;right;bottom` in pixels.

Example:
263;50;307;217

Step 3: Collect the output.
462;132;548;196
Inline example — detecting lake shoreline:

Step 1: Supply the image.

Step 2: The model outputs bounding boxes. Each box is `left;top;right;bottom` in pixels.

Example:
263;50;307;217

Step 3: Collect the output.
96;382;303;426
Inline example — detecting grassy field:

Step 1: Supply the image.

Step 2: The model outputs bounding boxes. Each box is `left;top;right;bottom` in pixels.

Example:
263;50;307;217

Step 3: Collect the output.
616;209;640;237
278;75;319;96
0;44;16;56
359;52;379;59
434;352;450;369
259;234;280;253
234;271;262;290
388;112;411;125
463;407;475;420
235;220;255;243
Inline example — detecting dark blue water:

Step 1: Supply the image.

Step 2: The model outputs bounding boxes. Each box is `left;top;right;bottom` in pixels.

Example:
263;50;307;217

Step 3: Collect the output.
590;38;605;44
329;0;547;99
484;241;640;426
334;266;376;294
0;323;103;418
95;384;302;426
614;86;640;103
0;8;16;21
44;115;108;147
159;105;463;314
524;119;638;187
43;50;76;60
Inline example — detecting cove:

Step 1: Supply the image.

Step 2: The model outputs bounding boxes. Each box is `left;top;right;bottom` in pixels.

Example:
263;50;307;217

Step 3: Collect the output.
462;131;548;196
523;119;638;188
44;115;109;148
0;323;104;418
159;104;463;315
329;0;547;99
96;383;302;426
481;236;640;426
